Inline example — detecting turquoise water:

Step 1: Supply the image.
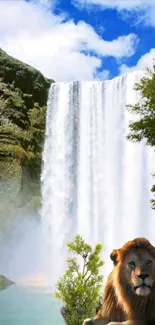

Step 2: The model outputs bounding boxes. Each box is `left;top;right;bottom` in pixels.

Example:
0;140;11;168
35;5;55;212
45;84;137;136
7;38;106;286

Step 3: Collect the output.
0;285;64;325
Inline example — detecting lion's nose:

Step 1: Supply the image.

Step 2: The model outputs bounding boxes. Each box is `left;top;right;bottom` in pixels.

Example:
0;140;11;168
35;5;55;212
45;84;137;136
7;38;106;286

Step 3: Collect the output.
137;274;148;280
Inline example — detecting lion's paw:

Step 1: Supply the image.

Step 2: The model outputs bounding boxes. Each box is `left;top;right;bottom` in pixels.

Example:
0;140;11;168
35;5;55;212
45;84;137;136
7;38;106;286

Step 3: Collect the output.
82;318;94;325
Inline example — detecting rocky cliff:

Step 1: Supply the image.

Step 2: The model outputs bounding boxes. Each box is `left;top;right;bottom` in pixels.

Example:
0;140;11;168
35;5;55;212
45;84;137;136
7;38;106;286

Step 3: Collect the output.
0;275;15;290
0;48;54;225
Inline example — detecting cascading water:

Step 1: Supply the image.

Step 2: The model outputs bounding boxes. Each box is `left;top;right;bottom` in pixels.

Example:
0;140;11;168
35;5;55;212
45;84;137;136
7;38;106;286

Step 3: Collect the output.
41;71;155;284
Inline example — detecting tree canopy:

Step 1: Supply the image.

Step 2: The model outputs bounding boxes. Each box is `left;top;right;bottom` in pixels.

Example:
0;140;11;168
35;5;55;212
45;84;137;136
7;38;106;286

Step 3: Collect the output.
127;63;155;208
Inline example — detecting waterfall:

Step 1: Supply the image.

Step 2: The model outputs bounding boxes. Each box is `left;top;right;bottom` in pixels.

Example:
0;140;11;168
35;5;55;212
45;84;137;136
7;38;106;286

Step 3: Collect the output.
41;71;155;284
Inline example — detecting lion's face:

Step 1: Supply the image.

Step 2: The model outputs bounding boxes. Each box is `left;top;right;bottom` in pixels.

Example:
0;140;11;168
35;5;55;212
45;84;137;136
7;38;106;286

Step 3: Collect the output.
122;248;155;297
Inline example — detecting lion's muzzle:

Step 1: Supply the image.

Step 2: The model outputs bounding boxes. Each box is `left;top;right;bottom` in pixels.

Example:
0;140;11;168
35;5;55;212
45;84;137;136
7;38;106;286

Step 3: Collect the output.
134;282;152;296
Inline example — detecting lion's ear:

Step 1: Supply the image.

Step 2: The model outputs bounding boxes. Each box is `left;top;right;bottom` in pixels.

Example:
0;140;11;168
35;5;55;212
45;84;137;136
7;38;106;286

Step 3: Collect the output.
110;249;119;265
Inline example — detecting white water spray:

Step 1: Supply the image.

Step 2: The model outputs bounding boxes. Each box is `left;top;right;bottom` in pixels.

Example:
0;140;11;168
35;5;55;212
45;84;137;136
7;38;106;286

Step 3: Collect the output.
41;71;155;283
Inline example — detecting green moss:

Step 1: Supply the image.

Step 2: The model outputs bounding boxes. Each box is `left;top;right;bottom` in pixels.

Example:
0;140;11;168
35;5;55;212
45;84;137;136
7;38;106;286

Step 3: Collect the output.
0;157;21;183
1;144;27;160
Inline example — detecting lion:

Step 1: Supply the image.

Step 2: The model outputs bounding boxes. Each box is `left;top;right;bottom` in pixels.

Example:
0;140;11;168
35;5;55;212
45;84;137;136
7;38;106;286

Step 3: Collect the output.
83;237;155;325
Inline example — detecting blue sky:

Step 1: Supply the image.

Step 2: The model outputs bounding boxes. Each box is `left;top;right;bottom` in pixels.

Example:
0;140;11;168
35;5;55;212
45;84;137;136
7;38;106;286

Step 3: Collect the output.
0;0;154;81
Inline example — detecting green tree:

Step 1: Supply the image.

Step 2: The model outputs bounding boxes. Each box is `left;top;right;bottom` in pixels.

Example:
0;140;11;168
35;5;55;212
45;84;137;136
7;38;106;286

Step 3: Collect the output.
127;63;155;208
55;235;104;325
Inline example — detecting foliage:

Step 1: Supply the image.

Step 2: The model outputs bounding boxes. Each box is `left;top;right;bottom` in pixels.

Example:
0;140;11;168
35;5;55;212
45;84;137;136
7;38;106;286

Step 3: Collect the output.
0;47;54;193
127;63;155;208
0;48;53;106
55;235;104;325
0;105;46;183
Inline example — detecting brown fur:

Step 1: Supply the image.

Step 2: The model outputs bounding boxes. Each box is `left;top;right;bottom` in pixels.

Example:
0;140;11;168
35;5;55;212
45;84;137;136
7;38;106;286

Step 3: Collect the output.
83;237;155;325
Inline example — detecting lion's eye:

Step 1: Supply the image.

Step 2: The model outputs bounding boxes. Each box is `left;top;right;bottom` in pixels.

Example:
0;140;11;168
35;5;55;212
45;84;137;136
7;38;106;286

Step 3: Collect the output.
128;261;135;267
147;260;152;265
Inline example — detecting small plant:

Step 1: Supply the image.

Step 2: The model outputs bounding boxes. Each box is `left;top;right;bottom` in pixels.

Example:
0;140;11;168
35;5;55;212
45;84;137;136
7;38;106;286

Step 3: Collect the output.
55;235;104;325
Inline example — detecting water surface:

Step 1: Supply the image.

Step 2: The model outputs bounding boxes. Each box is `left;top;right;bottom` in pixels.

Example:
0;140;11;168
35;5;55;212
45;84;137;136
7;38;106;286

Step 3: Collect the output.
0;285;64;325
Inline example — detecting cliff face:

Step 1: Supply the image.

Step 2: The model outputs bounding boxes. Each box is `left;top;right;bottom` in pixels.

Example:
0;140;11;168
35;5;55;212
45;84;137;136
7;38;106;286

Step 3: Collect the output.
0;48;53;223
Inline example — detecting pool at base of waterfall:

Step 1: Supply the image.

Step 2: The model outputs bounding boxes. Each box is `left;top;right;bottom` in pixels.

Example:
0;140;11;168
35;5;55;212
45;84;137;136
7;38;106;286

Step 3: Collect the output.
0;285;64;325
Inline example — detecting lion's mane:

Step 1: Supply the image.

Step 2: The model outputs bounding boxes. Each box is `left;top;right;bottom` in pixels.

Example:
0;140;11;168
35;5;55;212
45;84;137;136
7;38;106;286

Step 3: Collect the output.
95;237;155;324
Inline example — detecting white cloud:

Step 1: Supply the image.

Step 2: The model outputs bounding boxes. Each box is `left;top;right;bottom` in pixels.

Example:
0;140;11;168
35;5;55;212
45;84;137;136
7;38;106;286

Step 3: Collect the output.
119;48;155;74
73;0;155;27
0;0;138;81
33;0;56;10
73;0;148;10
95;69;111;80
